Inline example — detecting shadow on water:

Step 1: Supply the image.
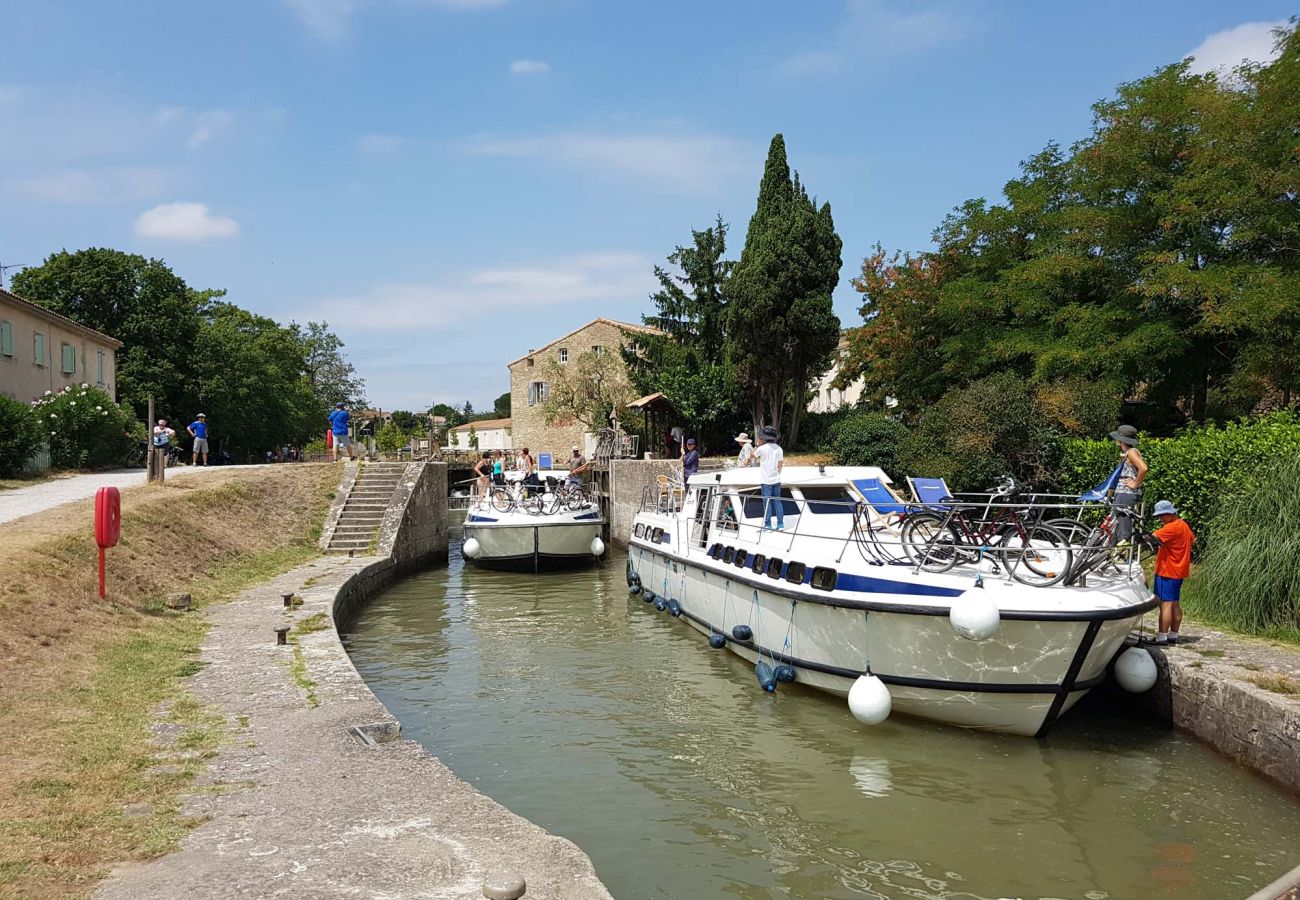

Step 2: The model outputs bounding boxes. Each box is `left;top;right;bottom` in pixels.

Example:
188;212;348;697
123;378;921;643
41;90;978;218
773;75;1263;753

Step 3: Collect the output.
342;545;1300;900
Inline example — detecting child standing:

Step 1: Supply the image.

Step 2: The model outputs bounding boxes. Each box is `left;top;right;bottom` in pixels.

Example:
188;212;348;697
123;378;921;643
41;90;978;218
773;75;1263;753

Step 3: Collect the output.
1150;499;1194;645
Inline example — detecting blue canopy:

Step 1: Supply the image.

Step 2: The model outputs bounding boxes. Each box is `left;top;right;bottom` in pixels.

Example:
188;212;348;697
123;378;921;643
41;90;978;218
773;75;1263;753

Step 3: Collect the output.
1078;462;1123;502
853;478;907;516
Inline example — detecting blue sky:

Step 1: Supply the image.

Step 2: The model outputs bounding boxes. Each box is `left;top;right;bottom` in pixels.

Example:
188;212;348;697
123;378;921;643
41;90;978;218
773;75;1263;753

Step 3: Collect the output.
0;1;1290;411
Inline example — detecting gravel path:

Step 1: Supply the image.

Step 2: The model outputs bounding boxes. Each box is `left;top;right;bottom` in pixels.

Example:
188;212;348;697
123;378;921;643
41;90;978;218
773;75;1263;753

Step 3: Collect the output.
0;466;272;525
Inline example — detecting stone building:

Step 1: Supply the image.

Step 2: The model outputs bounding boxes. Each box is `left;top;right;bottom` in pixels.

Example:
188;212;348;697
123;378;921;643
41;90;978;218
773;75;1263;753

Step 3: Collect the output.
0;288;122;402
446;417;512;452
507;317;657;459
807;334;864;413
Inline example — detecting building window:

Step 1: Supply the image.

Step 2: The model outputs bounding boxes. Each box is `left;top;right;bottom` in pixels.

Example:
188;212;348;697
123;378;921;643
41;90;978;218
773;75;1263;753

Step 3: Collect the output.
97;350;105;385
592;345;603;356
527;357;534;367
61;342;76;374
559;348;568;364
0;321;11;357
527;381;549;406
33;332;46;367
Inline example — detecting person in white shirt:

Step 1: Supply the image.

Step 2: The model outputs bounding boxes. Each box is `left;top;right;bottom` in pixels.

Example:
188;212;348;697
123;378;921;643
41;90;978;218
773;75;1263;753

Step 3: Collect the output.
753;425;785;530
734;432;754;468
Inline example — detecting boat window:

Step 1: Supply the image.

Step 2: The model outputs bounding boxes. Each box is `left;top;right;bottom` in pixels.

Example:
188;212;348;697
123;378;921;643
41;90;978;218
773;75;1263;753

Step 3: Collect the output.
651;527;664;543
750;553;766;574
716;495;739;533
660;531;672;544
741;489;800;519
766;557;783;579
723;546;736;563
811;566;838;591
786;561;807;584
708;543;723;559
634;523;645;538
798;486;856;514
734;549;748;568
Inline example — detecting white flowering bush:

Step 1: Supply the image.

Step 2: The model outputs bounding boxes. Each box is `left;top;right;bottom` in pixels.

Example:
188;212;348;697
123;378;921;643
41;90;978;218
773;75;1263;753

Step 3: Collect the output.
33;385;140;469
0;394;43;477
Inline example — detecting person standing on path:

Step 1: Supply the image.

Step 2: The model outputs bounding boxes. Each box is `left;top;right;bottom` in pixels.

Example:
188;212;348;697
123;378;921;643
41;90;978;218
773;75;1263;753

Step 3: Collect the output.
328;402;355;462
682;438;700;479
754;425;785;531
152;419;177;468
1109;424;1147;543
187;413;209;466
1149;500;1194;645
734;432;754;468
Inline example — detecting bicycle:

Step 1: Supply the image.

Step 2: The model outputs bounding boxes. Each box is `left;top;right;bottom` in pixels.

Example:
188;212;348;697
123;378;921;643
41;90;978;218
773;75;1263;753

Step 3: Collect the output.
901;476;1073;587
1064;506;1158;584
535;480;591;515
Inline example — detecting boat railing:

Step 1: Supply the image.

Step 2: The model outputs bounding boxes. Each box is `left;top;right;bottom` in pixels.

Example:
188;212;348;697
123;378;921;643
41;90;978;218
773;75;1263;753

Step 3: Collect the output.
635;488;1151;589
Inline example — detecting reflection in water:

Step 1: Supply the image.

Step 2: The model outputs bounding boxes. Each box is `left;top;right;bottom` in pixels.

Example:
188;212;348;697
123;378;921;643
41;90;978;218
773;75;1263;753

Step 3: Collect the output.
343;546;1300;900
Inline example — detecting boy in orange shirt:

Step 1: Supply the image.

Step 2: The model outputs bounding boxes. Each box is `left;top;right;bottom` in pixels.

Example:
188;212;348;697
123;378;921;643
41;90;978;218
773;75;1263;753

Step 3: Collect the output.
1149;500;1194;645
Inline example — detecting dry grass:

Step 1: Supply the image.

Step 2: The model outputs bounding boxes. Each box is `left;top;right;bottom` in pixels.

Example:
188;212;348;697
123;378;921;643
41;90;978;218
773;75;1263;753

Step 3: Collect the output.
1245;672;1300;696
0;464;338;899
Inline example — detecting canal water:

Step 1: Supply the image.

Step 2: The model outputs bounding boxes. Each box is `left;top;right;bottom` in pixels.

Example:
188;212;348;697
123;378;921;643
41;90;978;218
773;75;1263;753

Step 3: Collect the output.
342;547;1300;900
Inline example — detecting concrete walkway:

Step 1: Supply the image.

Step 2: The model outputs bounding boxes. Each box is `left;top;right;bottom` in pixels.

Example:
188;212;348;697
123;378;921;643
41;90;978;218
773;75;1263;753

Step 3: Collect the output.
96;556;611;900
0;465;272;525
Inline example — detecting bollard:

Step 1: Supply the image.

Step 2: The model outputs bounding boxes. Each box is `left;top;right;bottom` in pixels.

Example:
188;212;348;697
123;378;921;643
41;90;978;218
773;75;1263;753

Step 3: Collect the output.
481;873;526;900
274;625;291;646
166;592;192;611
282;592;295;608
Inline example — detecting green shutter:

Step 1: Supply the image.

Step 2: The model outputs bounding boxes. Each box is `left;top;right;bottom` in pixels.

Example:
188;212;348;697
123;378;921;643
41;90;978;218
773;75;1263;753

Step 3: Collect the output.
62;343;76;374
97;350;105;384
33;332;45;366
0;321;11;357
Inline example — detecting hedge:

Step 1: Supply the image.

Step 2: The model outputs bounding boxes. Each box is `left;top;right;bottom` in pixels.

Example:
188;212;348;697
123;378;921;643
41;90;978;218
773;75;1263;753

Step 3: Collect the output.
1059;413;1300;540
0;395;43;477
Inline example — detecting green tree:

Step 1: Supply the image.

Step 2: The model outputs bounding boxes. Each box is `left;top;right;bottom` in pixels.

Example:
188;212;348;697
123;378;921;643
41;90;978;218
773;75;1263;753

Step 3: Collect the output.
296;320;366;411
541;349;637;432
727;135;842;445
493;392;511;418
388;410;423;433
11;248;203;416
33;385;139;470
0;395;43;476
467;425;478;450
375;421;409;453
429;403;464;428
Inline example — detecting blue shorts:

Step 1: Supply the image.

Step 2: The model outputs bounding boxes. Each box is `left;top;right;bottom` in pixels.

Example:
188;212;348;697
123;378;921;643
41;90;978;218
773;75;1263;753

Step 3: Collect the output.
1153;575;1183;603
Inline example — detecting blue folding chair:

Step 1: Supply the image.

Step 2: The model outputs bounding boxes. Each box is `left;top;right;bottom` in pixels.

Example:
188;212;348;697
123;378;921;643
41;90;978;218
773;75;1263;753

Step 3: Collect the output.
908;477;954;509
1078;463;1122;502
538;452;553;470
852;477;908;521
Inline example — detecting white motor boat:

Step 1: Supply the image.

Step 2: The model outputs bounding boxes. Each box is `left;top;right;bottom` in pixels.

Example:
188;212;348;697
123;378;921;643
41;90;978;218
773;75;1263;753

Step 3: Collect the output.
462;470;605;571
626;466;1157;736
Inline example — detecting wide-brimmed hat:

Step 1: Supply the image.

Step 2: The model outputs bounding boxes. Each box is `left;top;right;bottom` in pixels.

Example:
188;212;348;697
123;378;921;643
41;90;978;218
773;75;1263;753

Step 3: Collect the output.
734;432;751;444
759;425;780;442
1109;424;1139;446
1152;500;1178;517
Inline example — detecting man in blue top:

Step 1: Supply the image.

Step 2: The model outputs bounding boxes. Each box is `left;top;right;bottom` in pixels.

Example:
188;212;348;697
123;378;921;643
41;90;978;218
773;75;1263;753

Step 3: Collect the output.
682;437;700;478
186;413;210;466
328;402;355;462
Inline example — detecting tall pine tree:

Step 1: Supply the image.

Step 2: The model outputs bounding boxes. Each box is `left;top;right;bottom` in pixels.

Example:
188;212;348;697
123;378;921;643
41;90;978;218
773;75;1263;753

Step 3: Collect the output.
727;135;842;445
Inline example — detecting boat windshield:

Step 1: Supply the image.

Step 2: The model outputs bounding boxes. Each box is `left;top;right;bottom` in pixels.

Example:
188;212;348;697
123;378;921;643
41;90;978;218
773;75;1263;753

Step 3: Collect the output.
796;485;856;514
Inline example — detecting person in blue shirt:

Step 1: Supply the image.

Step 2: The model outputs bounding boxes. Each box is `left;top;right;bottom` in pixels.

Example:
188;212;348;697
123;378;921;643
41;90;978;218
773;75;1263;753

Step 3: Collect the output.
328;402;355;462
682;437;700;479
186;413;210;466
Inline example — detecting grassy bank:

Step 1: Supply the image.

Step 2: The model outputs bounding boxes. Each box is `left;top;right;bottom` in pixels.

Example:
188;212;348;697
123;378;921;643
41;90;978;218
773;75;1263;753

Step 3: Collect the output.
0;465;338;899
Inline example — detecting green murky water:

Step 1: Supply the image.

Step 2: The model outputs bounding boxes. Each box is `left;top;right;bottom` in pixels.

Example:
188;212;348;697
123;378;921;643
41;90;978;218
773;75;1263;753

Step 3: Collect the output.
342;546;1300;900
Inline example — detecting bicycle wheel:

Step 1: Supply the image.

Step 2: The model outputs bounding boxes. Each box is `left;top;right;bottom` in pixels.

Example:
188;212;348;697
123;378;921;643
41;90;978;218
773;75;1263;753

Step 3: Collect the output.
566;489;589;511
490;487;515;513
1066;525;1113;583
902;513;962;573
538;491;562;516
1044;518;1091;546
521;492;545;515
1000;523;1071;587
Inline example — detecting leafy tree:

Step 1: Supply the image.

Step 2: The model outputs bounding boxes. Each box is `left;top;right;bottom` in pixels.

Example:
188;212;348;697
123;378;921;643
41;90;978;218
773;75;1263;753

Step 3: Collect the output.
467;425;478;450
388;410;424;433
0;395;43;476
727;134;842;445
541;349;637;431
375;421;409;453
429;402;464;429
11;248;203;416
828;411;909;478
33;385;138;470
296;320;366;411
493;392;511;418
461;401;475;419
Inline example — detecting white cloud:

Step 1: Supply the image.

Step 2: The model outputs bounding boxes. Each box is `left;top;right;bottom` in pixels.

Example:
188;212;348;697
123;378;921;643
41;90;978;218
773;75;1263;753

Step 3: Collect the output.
354;133;405;157
283;0;505;41
187;109;235;148
1186;21;1285;76
779;0;962;77
466;132;756;193
298;252;653;330
134;202;240;241
510;59;550;75
11;167;172;204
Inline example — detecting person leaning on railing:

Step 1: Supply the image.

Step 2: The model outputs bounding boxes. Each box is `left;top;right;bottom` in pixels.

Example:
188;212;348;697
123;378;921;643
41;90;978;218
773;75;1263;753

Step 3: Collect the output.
1109;424;1147;544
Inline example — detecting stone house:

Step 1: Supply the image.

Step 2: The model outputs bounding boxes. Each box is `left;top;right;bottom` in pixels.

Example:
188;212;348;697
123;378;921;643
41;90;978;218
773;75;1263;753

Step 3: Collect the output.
0;288;123;403
446;417;512;452
507;318;657;459
807;334;864;413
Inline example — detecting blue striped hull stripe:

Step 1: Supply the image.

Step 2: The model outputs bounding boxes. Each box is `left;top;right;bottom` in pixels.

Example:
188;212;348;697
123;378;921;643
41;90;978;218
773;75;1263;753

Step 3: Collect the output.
835;572;966;598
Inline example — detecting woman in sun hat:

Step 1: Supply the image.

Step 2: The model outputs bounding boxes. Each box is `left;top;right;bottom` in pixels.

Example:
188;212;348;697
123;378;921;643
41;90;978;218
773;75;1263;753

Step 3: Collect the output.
754;425;785;530
734;431;754;468
1108;424;1147;543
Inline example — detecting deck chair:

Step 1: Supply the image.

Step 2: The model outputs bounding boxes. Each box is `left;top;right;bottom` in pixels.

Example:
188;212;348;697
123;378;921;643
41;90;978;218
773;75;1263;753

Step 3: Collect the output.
852;477;908;529
538;452;553;470
1078;462;1122;502
908;477;954;509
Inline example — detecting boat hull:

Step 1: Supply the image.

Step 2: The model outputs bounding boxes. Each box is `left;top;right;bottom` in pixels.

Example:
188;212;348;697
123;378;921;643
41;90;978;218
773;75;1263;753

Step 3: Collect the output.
628;543;1151;736
465;514;603;571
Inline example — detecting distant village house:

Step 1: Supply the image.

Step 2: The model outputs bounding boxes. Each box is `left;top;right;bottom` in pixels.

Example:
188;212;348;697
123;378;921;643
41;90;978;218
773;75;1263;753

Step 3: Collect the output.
0;288;122;402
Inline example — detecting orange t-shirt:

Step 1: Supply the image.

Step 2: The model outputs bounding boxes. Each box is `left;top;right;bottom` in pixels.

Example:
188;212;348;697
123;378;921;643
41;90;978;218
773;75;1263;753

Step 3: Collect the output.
1153;518;1195;579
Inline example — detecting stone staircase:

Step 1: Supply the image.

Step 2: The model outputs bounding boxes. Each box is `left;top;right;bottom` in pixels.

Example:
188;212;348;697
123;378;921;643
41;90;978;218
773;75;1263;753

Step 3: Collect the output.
326;463;407;555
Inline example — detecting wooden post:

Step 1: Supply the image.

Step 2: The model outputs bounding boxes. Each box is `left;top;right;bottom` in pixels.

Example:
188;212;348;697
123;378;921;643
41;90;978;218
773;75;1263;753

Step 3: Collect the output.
146;395;165;484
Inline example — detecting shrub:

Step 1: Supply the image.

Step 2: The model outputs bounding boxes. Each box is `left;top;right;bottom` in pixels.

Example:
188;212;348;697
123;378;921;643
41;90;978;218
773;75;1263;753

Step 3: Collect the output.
899;373;1063;492
1181;452;1300;640
1059;412;1300;539
797;407;855;453
32;385;139;470
828;411;909;479
0;395;43;476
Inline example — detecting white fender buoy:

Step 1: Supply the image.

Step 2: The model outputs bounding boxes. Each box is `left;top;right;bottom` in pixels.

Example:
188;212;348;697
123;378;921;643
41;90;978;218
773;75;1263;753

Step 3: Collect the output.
462;537;481;559
1114;646;1158;693
949;592;1000;641
591;536;606;557
848;674;892;725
